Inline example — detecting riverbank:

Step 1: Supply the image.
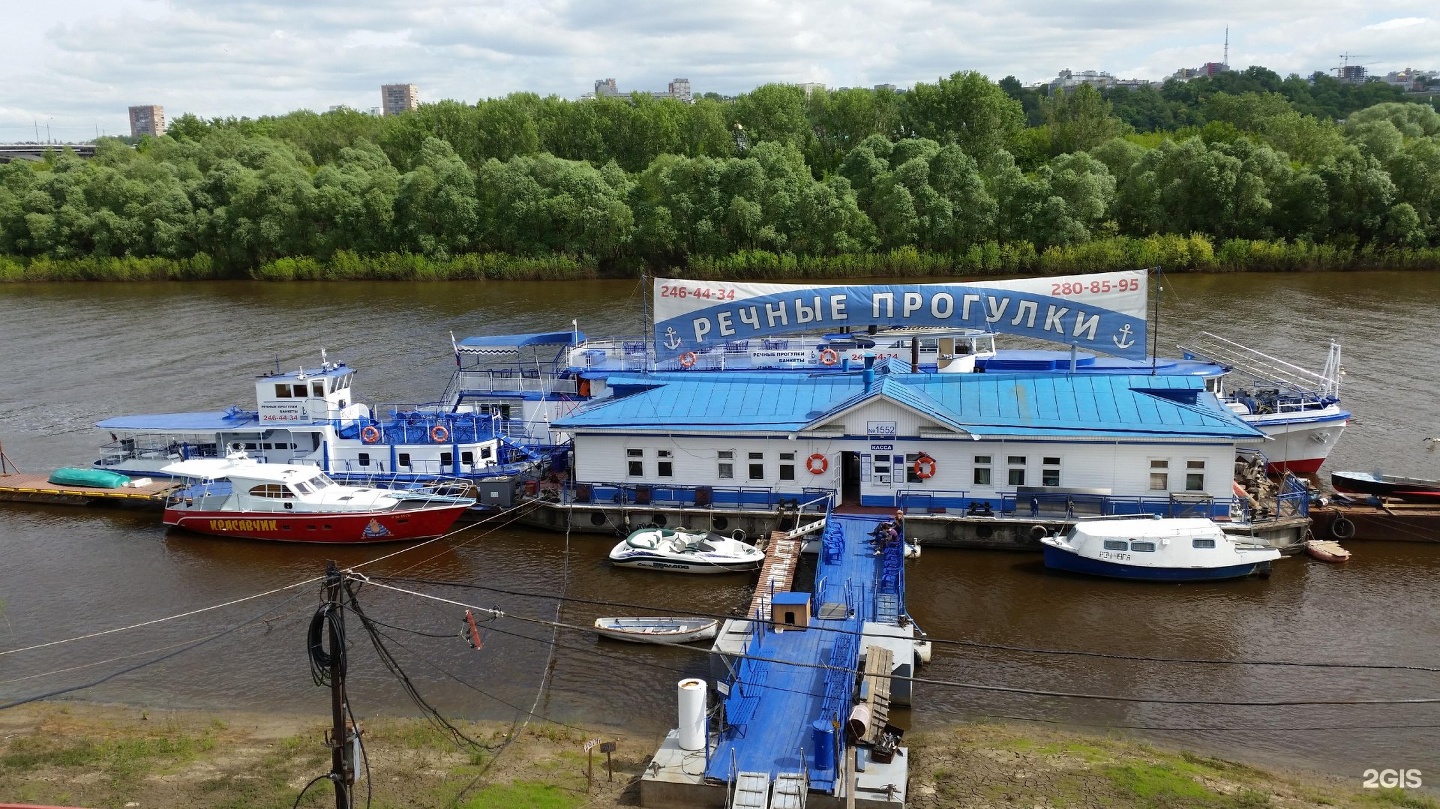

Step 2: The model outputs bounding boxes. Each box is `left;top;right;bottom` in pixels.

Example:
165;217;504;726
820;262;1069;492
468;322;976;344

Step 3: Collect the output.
0;702;1427;808
3;236;1439;282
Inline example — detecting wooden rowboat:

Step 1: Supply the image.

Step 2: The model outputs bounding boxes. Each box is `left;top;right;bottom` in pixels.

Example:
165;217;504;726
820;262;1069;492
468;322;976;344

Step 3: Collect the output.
1305;539;1352;563
593;616;719;645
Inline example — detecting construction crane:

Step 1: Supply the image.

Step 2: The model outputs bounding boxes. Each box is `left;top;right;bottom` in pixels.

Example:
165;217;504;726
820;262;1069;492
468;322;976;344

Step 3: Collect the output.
1334;53;1377;82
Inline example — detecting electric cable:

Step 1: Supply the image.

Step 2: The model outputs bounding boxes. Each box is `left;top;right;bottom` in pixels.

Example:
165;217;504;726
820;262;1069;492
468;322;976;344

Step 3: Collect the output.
374;575;1440;674
353;577;1440;708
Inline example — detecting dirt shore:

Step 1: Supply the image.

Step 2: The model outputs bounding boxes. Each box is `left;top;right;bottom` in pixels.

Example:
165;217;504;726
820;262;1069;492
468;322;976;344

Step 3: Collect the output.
0;701;1431;808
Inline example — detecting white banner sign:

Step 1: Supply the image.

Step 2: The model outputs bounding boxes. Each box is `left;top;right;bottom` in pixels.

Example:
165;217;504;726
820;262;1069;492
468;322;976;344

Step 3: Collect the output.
652;271;1149;361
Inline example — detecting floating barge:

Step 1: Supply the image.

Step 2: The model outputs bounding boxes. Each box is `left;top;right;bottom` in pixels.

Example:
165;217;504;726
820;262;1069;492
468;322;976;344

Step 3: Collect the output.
1313;502;1440;543
0;472;179;508
641;515;914;809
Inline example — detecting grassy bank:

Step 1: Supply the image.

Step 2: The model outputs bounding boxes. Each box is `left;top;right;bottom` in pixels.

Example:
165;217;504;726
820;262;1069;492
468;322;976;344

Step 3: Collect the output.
2;237;1439;283
0;702;1431;809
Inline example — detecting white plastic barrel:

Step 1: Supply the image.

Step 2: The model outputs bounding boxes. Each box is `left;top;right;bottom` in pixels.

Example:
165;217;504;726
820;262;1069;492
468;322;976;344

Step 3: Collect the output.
677;678;707;750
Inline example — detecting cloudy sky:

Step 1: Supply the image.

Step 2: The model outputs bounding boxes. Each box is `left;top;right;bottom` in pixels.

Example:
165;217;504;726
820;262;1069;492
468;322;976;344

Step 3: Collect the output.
3;0;1435;142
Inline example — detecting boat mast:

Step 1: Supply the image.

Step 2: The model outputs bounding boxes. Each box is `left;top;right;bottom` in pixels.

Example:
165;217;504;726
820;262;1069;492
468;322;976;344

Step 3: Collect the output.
642;271;653;371
1150;265;1161;375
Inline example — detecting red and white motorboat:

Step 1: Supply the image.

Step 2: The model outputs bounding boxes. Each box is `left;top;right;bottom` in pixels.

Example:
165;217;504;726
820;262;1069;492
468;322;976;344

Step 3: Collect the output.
161;455;475;543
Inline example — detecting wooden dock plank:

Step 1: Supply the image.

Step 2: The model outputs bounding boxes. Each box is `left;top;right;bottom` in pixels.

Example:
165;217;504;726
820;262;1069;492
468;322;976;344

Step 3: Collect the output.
0;473;178;508
860;645;893;745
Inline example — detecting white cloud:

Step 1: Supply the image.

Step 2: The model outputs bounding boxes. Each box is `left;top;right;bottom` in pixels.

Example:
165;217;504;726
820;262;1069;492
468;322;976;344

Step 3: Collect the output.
3;0;1437;142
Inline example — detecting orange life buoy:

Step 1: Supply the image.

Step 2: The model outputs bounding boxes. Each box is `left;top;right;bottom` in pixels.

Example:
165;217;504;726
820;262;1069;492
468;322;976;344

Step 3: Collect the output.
914;454;937;479
679;351;698;369
431;424;451;443
360;425;381;444
819;348;840;366
806;453;828;474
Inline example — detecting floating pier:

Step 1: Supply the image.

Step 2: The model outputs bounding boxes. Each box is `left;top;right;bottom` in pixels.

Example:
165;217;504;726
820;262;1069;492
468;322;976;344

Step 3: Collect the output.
641;514;915;809
1314;503;1440;543
0;473;178;508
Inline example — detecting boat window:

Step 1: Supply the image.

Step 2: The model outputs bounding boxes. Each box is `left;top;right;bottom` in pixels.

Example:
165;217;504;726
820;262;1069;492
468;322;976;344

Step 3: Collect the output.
312;380;326;397
718;450;734;480
1007;456;1026;487
1130;541;1157;552
1185;460;1206;491
1042;457;1061;487
1192;538;1216;549
1149;459;1169;491
779;452;795;481
481;446;492;459
293;481;313;494
627;448;644;477
1103;540;1128;551
292;384;308;398
461;451;474;466
358;453;370;467
312;475;334;489
275;384;292;398
658;450;674;478
398;453;411;468
973;455;992;486
441;452;453;467
748;452;764;481
249;483;293;498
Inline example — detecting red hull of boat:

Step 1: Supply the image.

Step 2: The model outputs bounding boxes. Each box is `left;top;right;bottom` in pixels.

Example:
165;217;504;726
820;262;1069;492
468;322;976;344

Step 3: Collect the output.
1267;457;1324;476
163;503;469;543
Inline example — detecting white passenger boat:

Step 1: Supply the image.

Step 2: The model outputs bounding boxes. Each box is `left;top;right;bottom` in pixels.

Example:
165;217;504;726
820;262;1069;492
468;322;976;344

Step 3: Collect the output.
1040;517;1281;581
608;527;766;573
593;616;720;644
95;351;541;484
161;454;475;544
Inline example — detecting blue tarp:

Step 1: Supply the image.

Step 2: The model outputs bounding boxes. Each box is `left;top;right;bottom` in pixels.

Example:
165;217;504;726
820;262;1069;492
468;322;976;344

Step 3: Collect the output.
456;331;584;351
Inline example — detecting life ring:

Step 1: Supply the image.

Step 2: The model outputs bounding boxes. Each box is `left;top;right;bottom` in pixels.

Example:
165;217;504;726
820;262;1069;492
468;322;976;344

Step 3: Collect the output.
360;426;380;444
431;425;451;443
806;453;828;474
679;351;698;369
1330;515;1355;540
914;454;937;479
819;348;840;366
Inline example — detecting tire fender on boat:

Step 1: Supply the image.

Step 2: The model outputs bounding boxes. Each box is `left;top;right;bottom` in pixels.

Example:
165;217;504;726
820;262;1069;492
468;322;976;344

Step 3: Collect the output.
1330;515;1356;540
1030;524;1049;540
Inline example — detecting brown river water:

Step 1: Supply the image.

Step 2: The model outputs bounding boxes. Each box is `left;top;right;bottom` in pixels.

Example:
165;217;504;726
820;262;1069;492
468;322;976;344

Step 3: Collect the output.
2;272;1439;786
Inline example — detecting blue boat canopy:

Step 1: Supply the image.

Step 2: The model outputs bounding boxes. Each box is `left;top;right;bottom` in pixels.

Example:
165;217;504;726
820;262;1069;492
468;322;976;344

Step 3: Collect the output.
456;331;584;354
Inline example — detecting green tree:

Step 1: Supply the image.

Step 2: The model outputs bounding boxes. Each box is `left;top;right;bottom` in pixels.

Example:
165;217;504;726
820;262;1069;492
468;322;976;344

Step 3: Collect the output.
903;72;1026;158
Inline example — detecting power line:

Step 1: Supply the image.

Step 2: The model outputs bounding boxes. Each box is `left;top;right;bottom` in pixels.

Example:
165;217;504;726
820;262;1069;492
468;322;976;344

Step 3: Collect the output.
374;575;1440;674
357;577;1440;709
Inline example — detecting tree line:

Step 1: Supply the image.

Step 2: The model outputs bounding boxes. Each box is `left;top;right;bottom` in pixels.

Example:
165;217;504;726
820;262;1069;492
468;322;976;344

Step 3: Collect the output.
1;65;1438;281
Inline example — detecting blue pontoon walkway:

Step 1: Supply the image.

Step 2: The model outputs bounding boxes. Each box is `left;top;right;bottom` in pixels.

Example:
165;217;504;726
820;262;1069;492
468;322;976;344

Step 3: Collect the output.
705;513;911;800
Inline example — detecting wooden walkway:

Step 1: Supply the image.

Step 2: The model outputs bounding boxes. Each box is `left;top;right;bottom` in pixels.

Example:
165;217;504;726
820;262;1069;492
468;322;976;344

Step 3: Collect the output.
0;473;178;508
745;531;802;620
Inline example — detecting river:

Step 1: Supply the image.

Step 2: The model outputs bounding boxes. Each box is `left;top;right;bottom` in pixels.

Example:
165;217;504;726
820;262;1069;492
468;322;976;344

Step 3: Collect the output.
2;272;1439;787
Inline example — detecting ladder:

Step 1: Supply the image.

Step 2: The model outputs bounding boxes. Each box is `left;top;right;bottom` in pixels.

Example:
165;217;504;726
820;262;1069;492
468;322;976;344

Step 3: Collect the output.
731;771;772;809
772;772;809;808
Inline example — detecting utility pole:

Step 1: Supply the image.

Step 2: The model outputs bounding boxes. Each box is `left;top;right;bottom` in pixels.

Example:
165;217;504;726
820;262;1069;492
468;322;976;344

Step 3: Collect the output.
323;561;352;809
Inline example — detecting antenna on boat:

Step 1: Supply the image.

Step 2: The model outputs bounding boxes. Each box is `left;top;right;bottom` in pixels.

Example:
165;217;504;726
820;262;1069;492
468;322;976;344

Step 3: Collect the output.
274;354;281;375
642;271;653;372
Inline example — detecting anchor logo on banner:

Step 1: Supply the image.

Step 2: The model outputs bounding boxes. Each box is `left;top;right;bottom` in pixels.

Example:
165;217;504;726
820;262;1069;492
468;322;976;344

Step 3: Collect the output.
1112;324;1136;350
663;328;683;351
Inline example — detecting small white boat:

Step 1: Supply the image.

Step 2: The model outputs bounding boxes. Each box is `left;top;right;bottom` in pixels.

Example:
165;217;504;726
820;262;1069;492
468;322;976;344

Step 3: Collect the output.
1304;539;1352;563
1040;517;1281;581
609;527;766;573
593;616;720;644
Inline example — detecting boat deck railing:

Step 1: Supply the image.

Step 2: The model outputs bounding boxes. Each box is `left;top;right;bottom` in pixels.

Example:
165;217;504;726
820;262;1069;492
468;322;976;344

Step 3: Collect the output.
1181;331;1342;399
558;481;835;512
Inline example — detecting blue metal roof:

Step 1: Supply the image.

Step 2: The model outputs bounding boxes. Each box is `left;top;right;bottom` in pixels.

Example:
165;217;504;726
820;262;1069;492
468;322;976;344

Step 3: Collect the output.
553;371;1262;439
98;410;264;431
457;331;583;349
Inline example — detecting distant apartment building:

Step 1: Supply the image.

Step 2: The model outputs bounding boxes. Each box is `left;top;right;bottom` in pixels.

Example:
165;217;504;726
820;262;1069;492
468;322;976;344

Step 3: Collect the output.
1382;68;1438;92
874;83;899;93
1337;65;1368;83
381;84;419;116
667;78;692;103
594;78;621;98
1050;69;1116;91
797;82;825;96
128;105;166;138
1170;61;1230;82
